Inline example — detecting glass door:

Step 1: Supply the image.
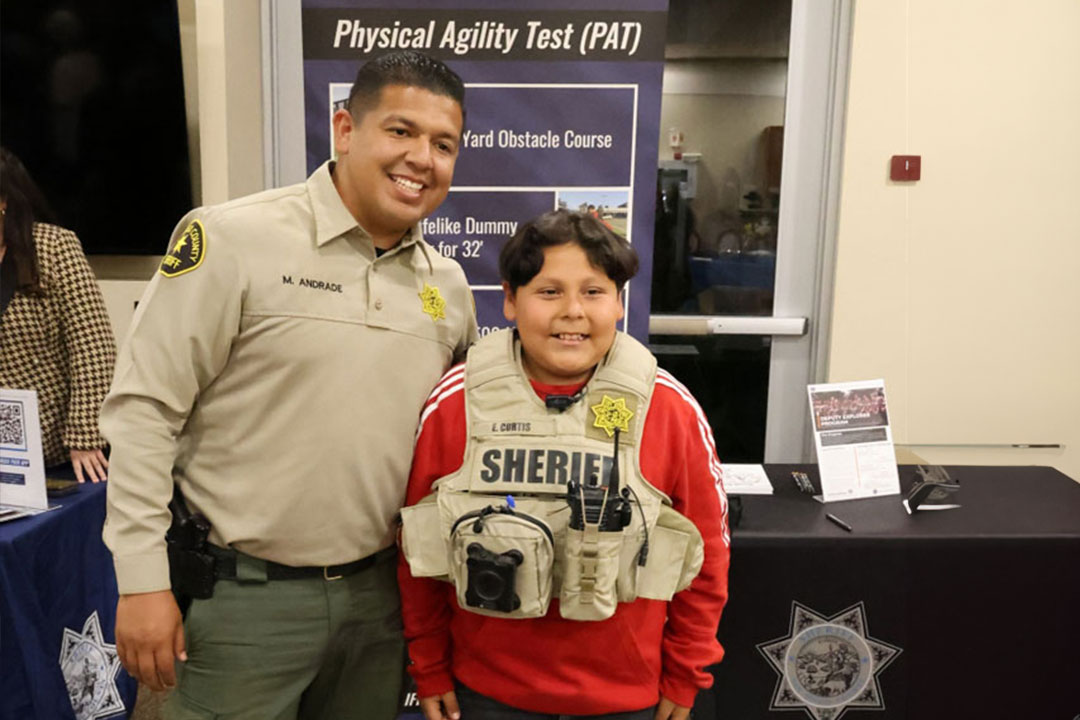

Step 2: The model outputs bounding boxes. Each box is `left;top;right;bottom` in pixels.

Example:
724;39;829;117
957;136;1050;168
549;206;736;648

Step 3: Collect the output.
650;0;852;462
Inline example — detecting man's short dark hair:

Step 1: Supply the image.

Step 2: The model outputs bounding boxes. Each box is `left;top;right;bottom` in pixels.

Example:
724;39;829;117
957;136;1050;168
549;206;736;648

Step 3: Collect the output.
347;51;465;122
499;210;639;293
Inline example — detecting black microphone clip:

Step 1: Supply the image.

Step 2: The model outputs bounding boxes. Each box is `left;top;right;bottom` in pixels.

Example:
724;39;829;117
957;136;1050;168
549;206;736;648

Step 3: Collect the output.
545;390;584;412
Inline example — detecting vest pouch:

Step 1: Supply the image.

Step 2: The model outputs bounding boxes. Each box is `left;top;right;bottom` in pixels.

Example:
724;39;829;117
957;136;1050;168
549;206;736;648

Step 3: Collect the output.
635;504;704;601
559;526;623;621
400;495;448;579
449;506;554;619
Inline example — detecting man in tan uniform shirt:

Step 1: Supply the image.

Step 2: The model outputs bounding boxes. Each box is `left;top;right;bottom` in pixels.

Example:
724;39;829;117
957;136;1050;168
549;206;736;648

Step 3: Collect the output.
101;52;477;719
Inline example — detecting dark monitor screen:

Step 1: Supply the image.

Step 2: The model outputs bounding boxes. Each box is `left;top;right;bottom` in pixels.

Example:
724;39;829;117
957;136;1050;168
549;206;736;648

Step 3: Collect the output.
1;0;192;255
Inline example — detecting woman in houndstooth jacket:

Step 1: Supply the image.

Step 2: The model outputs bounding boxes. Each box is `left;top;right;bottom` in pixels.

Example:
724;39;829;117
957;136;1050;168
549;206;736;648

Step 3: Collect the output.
0;148;116;482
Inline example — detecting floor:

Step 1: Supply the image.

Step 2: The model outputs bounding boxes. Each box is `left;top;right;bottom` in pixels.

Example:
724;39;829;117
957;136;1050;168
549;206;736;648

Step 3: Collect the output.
131;686;168;720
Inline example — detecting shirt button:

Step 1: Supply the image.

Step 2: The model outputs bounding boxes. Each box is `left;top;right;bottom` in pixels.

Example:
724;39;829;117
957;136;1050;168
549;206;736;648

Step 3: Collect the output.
374;299;383;310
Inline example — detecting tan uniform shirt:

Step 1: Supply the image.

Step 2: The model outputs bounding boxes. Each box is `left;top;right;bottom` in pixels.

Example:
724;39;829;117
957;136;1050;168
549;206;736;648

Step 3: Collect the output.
102;162;478;594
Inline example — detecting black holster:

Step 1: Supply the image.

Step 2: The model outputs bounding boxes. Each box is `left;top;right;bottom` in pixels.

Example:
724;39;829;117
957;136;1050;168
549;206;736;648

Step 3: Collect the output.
166;486;216;614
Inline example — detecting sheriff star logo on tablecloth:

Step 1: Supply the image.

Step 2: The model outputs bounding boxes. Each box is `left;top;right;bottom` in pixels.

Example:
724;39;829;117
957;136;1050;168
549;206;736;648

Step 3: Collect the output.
419;283;447;322
590;395;634;438
59;611;126;720
757;602;901;720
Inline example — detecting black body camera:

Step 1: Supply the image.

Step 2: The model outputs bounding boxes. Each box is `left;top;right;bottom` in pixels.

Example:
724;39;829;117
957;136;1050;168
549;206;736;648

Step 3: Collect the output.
465;542;524;612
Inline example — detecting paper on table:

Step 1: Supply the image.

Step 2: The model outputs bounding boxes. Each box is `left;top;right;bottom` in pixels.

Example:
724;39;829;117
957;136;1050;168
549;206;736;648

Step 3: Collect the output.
902;499;962;515
0;388;49;513
807;379;901;502
0;503;55;523
720;464;774;495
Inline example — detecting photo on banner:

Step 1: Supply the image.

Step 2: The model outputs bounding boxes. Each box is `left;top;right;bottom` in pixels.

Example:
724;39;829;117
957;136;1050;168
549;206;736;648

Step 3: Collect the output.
301;0;669;341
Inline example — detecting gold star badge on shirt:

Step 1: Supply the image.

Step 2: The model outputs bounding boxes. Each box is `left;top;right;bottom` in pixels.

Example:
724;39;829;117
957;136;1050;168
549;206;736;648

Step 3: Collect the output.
591;395;634;438
419;283;446;322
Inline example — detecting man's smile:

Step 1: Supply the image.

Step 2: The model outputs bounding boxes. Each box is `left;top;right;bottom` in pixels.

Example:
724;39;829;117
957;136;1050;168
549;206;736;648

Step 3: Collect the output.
390;174;425;195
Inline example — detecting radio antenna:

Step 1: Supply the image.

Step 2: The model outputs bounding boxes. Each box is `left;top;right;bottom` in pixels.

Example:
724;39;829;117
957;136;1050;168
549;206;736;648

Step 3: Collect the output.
608;428;621;494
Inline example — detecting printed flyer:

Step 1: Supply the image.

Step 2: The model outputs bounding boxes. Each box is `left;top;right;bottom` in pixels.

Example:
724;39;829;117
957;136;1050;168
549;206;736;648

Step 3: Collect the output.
807;379;901;502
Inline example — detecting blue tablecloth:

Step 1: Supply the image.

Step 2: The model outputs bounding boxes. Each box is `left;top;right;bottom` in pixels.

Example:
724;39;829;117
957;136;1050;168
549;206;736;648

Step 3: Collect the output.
0;482;136;719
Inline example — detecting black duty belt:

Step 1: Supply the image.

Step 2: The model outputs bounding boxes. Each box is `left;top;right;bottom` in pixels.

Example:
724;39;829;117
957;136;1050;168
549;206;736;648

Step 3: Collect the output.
206;544;382;581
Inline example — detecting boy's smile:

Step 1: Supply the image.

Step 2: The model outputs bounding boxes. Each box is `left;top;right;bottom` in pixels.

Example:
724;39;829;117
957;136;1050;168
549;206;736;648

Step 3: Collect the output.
503;243;625;386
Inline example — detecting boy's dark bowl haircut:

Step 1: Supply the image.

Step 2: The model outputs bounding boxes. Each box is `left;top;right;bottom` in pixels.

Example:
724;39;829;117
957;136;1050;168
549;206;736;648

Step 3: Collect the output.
499;210;639;293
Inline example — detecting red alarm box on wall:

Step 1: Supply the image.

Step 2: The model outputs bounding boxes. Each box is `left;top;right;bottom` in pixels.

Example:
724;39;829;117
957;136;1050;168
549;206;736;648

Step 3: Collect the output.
890;155;921;181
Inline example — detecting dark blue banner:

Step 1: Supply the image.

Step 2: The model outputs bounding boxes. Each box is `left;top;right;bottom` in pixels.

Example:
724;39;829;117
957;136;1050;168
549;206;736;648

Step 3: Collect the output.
302;0;667;341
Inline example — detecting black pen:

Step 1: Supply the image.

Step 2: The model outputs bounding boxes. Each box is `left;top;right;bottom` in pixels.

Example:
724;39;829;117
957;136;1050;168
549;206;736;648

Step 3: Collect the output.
825;513;853;532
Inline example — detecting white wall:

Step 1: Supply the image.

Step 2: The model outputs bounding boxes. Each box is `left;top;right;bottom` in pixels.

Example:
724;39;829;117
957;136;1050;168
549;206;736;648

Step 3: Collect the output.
193;0;265;205
829;0;1080;480
98;280;150;348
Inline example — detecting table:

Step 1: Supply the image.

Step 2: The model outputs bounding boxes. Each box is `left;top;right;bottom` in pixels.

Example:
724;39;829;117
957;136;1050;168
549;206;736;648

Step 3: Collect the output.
698;465;1080;720
1;481;136;720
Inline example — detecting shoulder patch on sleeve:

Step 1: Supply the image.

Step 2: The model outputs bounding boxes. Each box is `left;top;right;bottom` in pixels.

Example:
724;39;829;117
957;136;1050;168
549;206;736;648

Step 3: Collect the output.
159;220;207;277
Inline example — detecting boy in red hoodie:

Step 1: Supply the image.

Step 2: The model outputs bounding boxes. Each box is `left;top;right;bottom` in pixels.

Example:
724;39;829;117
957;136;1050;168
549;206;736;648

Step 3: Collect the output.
399;210;729;719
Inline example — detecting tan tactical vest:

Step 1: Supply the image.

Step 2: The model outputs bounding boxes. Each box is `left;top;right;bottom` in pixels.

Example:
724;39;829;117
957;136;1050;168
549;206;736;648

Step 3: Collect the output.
401;329;704;621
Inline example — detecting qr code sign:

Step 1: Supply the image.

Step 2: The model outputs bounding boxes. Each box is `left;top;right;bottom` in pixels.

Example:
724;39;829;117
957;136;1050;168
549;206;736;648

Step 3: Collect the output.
0;400;27;450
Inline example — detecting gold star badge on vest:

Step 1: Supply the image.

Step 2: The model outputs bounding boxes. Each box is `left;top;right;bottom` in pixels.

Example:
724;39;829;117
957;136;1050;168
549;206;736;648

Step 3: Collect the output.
419;282;447;322
159;220;206;278
591;395;634;438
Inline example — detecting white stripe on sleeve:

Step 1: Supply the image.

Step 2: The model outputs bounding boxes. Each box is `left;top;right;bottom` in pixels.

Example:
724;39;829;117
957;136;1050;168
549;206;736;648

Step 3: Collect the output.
416;379;465;442
656;370;730;546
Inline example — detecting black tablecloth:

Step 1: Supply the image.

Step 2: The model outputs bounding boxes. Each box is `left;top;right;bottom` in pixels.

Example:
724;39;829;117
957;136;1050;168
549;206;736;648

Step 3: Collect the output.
700;464;1080;720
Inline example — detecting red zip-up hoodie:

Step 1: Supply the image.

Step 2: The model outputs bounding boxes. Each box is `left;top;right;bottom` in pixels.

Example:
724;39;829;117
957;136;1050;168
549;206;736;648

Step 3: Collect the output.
398;364;730;714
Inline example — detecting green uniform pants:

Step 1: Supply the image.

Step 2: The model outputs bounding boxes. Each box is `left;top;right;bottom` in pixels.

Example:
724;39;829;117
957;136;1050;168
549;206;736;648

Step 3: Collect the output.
164;548;403;720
